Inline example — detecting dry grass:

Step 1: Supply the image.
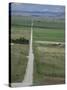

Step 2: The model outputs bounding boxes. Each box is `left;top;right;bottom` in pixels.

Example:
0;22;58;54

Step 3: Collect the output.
33;43;65;85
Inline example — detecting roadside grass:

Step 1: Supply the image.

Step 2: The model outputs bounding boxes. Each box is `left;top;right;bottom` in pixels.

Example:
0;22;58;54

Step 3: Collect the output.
11;26;30;83
33;43;65;85
33;28;65;42
11;44;29;83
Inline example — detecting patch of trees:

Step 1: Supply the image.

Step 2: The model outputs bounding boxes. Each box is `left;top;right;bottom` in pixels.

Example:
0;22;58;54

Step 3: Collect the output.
11;37;29;44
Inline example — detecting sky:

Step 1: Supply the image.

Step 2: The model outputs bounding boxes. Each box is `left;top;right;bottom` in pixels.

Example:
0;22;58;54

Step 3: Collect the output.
11;3;65;13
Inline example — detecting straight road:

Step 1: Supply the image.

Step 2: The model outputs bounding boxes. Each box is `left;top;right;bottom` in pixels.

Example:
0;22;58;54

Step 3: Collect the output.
11;20;34;87
22;21;34;86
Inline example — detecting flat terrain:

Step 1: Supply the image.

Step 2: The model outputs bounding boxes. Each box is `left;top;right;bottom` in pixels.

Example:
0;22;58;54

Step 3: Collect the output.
11;15;65;85
33;28;64;42
11;44;29;82
11;26;30;40
33;24;65;85
33;43;65;85
11;26;30;83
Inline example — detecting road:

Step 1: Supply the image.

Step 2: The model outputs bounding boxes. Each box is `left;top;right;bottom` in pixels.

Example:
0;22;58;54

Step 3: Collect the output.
11;21;34;87
35;41;64;45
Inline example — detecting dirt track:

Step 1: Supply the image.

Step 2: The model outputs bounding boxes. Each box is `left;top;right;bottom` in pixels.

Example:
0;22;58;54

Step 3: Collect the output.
11;21;34;87
35;41;64;44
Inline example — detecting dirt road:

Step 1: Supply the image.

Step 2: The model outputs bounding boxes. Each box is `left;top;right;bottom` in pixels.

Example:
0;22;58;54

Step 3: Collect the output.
11;21;34;87
22;21;34;86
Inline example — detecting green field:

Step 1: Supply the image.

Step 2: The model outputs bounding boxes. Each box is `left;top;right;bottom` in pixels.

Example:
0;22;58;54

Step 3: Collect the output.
33;43;65;85
11;15;65;29
33;28;65;42
11;15;65;85
11;26;31;83
33;18;65;85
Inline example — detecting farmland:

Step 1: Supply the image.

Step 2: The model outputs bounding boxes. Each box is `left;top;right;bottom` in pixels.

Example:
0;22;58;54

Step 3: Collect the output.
33;17;65;85
11;16;31;83
33;28;64;42
33;43;65;85
11;15;65;85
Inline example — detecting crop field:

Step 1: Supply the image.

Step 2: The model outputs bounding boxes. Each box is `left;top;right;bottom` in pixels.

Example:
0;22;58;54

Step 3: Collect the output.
11;15;65;85
33;28;65;42
33;43;65;85
33;19;65;85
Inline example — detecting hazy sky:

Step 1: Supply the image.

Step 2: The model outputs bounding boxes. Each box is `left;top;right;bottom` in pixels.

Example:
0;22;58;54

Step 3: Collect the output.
11;3;65;13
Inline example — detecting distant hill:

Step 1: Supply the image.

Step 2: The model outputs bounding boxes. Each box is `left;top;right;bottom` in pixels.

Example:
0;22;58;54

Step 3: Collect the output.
10;3;65;19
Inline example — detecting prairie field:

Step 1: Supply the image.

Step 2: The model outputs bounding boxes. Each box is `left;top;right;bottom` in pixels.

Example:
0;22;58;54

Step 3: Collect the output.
11;15;65;85
33;43;65;85
11;21;31;83
33;19;65;85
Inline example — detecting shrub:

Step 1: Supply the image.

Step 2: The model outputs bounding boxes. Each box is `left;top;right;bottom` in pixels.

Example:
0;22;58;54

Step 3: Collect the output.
11;37;29;44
